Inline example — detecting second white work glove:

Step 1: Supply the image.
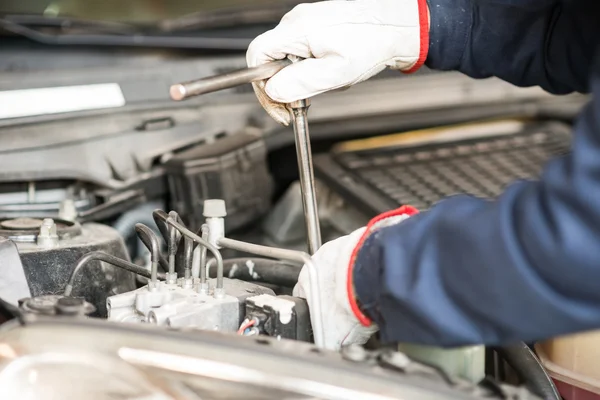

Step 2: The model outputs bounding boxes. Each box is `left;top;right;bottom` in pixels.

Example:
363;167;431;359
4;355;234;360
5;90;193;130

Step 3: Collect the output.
293;206;418;350
246;0;429;125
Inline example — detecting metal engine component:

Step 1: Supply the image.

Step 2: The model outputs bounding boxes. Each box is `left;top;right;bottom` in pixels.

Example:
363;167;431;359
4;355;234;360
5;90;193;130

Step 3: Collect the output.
107;206;274;332
107;278;274;331
0;216;136;317
101;198;325;347
19;295;95;317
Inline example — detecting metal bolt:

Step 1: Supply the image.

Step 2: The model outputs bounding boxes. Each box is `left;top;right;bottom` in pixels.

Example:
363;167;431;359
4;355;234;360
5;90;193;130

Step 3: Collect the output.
37;218;59;248
147;280;159;292
166;272;178;285
58;199;78;221
55;297;85;316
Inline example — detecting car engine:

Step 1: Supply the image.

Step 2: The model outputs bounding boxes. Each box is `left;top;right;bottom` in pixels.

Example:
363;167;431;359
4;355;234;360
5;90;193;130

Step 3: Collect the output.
0;9;588;397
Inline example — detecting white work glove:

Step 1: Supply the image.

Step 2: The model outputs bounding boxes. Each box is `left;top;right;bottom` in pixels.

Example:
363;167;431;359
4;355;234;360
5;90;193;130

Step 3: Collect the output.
246;0;429;125
294;206;418;350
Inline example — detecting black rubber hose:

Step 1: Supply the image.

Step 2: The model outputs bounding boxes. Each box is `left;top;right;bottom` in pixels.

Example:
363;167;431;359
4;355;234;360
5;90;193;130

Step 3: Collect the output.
206;257;301;287
496;342;560;400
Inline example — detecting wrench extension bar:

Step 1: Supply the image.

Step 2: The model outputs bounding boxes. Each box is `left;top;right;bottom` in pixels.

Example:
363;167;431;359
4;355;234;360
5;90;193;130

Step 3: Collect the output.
170;59;292;101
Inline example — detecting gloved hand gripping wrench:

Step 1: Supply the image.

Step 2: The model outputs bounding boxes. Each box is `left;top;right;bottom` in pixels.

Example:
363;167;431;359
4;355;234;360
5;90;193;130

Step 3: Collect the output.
170;60;322;254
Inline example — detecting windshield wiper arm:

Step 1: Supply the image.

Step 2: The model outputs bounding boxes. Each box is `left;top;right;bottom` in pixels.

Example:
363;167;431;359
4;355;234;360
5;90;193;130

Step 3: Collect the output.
2;14;138;35
158;3;304;32
0;17;251;50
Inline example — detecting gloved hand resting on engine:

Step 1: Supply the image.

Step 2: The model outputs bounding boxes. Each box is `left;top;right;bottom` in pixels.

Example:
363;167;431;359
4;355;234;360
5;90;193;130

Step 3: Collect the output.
246;0;430;125
293;206;418;350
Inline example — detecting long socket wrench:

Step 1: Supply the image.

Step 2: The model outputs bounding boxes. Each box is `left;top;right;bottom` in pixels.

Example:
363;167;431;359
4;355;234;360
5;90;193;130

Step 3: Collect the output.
169;60;322;254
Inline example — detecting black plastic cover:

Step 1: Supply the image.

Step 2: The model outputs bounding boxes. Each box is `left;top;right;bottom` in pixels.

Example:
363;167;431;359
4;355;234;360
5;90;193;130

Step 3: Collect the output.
315;121;571;215
165;130;274;231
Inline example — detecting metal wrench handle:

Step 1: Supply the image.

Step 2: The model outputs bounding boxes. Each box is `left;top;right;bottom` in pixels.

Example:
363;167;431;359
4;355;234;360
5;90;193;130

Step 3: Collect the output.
290;99;322;254
170;59;292;101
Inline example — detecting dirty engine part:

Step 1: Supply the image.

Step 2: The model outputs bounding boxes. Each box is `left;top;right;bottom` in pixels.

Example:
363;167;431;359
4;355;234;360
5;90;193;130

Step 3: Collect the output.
1;216;136;317
107;206;275;333
96;198;327;346
19;295;96;317
108;277;274;331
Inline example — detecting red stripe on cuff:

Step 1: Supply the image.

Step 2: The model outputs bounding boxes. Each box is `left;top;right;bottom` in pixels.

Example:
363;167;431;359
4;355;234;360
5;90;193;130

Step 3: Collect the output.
404;0;430;74
347;205;419;326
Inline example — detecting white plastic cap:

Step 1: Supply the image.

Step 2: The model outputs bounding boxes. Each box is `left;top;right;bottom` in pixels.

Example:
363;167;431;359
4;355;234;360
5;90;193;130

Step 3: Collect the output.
203;199;227;218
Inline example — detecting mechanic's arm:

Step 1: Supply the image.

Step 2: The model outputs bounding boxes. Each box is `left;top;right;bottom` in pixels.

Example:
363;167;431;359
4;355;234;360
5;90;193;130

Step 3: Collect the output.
427;0;598;94
353;60;600;347
247;0;599;126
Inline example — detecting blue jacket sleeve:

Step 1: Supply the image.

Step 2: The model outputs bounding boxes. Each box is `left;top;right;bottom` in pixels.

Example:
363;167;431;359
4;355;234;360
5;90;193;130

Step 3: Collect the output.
425;0;599;94
353;43;600;346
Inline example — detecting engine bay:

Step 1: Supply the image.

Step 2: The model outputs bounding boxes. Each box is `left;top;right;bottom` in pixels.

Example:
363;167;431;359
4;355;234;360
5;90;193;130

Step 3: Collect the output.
0;29;590;398
0;122;573;399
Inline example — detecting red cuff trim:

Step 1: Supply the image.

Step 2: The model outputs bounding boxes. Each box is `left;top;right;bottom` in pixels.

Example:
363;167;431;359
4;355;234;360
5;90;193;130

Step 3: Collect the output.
347;205;419;326
403;0;430;74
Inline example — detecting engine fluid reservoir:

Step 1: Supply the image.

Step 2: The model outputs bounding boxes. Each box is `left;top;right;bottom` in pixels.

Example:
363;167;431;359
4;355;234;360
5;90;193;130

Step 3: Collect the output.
536;332;600;400
397;343;485;383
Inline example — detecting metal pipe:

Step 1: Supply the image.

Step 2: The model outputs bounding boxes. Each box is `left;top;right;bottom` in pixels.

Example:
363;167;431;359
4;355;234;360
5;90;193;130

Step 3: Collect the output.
136;234;169;272
64;251;167;297
134;223;160;288
290;99;322;254
165;211;181;284
165;218;224;294
217;237;324;348
152;209;171;244
199;224;209;286
183;236;194;280
170;59;292;101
